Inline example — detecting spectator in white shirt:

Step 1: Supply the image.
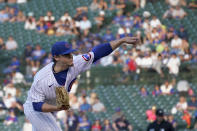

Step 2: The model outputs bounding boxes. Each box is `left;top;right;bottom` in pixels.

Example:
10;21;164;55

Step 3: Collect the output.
177;80;190;96
3;93;23;111
171;34;182;49
167;53;181;75
5;36;18;50
160;81;173;95
118;26;131;38
3;83;16;97
172;6;187;19
165;0;186;7
24;16;36;30
11;71;25;84
151;28;159;41
60;12;72;23
3;93;16;109
141;53;153;68
69;95;80;111
150;16;161;28
44;11;55;26
142;18;151;33
92;98;106;113
176;96;188;111
79;16;92;36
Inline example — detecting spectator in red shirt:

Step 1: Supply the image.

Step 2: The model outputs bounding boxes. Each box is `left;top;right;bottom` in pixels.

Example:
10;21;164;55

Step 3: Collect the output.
91;119;102;131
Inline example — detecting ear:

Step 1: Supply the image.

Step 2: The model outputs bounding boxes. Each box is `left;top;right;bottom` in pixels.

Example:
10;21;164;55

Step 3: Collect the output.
53;55;60;61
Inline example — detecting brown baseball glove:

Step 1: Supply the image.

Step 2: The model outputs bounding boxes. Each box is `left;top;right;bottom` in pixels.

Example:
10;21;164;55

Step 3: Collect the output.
55;86;70;110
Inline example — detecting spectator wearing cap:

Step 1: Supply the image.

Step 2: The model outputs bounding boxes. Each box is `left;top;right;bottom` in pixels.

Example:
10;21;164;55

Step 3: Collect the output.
178;26;188;40
111;107;124;122
112;115;133;131
187;95;197;111
147;109;174;131
165;26;175;43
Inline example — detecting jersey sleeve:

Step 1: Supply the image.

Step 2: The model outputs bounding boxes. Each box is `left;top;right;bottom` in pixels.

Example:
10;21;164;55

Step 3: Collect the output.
73;52;94;74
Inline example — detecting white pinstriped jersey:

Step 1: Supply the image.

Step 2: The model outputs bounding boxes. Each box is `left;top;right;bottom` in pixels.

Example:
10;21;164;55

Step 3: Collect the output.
26;52;94;105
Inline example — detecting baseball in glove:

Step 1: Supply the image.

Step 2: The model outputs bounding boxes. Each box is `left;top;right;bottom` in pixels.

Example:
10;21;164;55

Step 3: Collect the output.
55;86;70;110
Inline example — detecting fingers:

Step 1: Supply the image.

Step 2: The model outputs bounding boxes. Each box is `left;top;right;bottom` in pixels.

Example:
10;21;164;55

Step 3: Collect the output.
125;37;139;44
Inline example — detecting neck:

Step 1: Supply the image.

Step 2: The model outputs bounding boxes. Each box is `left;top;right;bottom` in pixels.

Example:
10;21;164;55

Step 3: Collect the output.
53;63;69;73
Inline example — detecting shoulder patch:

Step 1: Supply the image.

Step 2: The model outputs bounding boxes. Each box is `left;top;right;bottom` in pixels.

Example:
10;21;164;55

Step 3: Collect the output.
82;53;91;61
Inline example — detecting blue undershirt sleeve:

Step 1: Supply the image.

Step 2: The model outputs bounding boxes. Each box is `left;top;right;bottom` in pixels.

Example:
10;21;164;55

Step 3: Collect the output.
32;102;44;112
92;43;113;63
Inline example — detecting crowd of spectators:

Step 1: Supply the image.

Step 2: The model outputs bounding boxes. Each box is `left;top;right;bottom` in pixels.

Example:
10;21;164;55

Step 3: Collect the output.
0;0;197;130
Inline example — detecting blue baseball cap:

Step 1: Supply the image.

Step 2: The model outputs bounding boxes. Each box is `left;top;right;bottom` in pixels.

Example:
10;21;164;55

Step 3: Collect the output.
51;41;77;56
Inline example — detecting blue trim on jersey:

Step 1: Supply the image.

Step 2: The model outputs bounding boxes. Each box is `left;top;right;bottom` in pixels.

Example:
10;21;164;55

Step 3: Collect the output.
32;102;44;112
68;78;77;92
53;67;68;86
92;43;113;63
